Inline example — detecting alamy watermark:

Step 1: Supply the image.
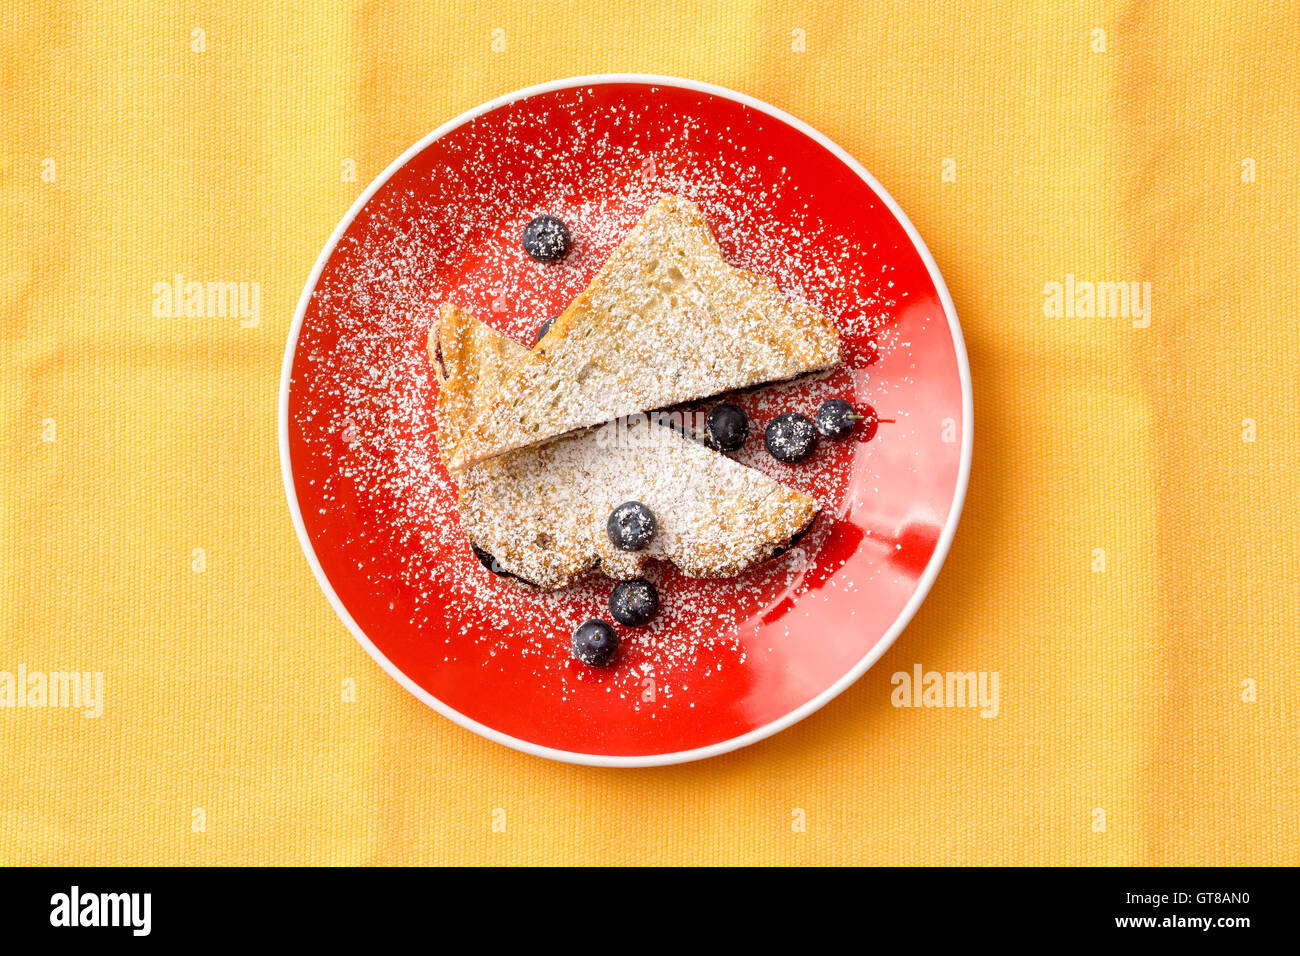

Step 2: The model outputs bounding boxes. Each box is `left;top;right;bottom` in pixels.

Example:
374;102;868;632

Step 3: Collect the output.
593;410;709;451
1043;274;1152;328
152;273;260;327
891;664;999;717
0;665;103;717
50;886;150;936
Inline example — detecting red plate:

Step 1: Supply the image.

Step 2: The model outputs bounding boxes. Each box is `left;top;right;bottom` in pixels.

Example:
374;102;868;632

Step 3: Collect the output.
279;75;972;765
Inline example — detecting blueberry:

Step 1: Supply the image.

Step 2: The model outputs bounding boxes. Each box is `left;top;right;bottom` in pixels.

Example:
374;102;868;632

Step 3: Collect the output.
815;398;859;439
609;578;659;627
764;413;817;464
606;501;656;552
706;403;749;452
534;314;559;345
521;215;572;263
572;620;618;666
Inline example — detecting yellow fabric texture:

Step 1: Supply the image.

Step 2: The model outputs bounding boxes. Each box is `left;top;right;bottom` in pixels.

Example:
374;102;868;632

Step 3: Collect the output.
2;0;1296;866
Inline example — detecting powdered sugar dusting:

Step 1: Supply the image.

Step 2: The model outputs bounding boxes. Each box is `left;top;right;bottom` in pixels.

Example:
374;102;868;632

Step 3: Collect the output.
289;85;918;713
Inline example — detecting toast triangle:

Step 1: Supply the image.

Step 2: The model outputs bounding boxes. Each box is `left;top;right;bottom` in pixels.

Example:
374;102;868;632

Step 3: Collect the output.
445;194;842;471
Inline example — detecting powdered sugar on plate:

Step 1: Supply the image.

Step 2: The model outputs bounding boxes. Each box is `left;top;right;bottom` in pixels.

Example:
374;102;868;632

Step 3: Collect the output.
289;85;915;711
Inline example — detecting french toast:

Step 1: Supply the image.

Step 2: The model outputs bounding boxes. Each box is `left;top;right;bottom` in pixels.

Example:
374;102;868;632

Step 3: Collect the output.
444;194;843;471
431;305;820;590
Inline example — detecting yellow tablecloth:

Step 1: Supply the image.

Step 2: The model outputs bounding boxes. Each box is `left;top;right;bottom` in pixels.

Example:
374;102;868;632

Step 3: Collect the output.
2;0;1296;866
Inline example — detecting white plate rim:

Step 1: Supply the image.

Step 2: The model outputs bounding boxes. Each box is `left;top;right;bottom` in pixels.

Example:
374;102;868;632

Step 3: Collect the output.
278;73;974;767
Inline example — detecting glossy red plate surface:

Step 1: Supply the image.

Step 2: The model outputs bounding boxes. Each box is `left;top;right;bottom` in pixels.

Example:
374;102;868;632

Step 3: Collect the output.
280;76;971;765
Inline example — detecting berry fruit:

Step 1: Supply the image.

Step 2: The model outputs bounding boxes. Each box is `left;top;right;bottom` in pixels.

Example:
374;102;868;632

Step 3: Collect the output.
521;215;572;263
609;578;659;627
815;398;859;439
764;413;817;463
572;620;618;666
606;501;657;552
705;403;749;452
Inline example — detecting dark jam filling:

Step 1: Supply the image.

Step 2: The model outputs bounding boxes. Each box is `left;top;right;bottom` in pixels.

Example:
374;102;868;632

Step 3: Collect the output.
469;541;601;590
766;514;816;561
470;542;543;589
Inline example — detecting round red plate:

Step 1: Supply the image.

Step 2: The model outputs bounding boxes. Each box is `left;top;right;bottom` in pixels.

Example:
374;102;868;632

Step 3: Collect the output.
280;75;972;765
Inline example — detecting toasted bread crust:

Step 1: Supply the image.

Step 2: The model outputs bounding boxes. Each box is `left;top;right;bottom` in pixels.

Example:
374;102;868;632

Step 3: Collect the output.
432;303;521;456
445;195;842;471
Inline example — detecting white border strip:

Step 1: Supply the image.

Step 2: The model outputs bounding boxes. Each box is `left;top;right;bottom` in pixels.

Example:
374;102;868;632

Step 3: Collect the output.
278;74;974;767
